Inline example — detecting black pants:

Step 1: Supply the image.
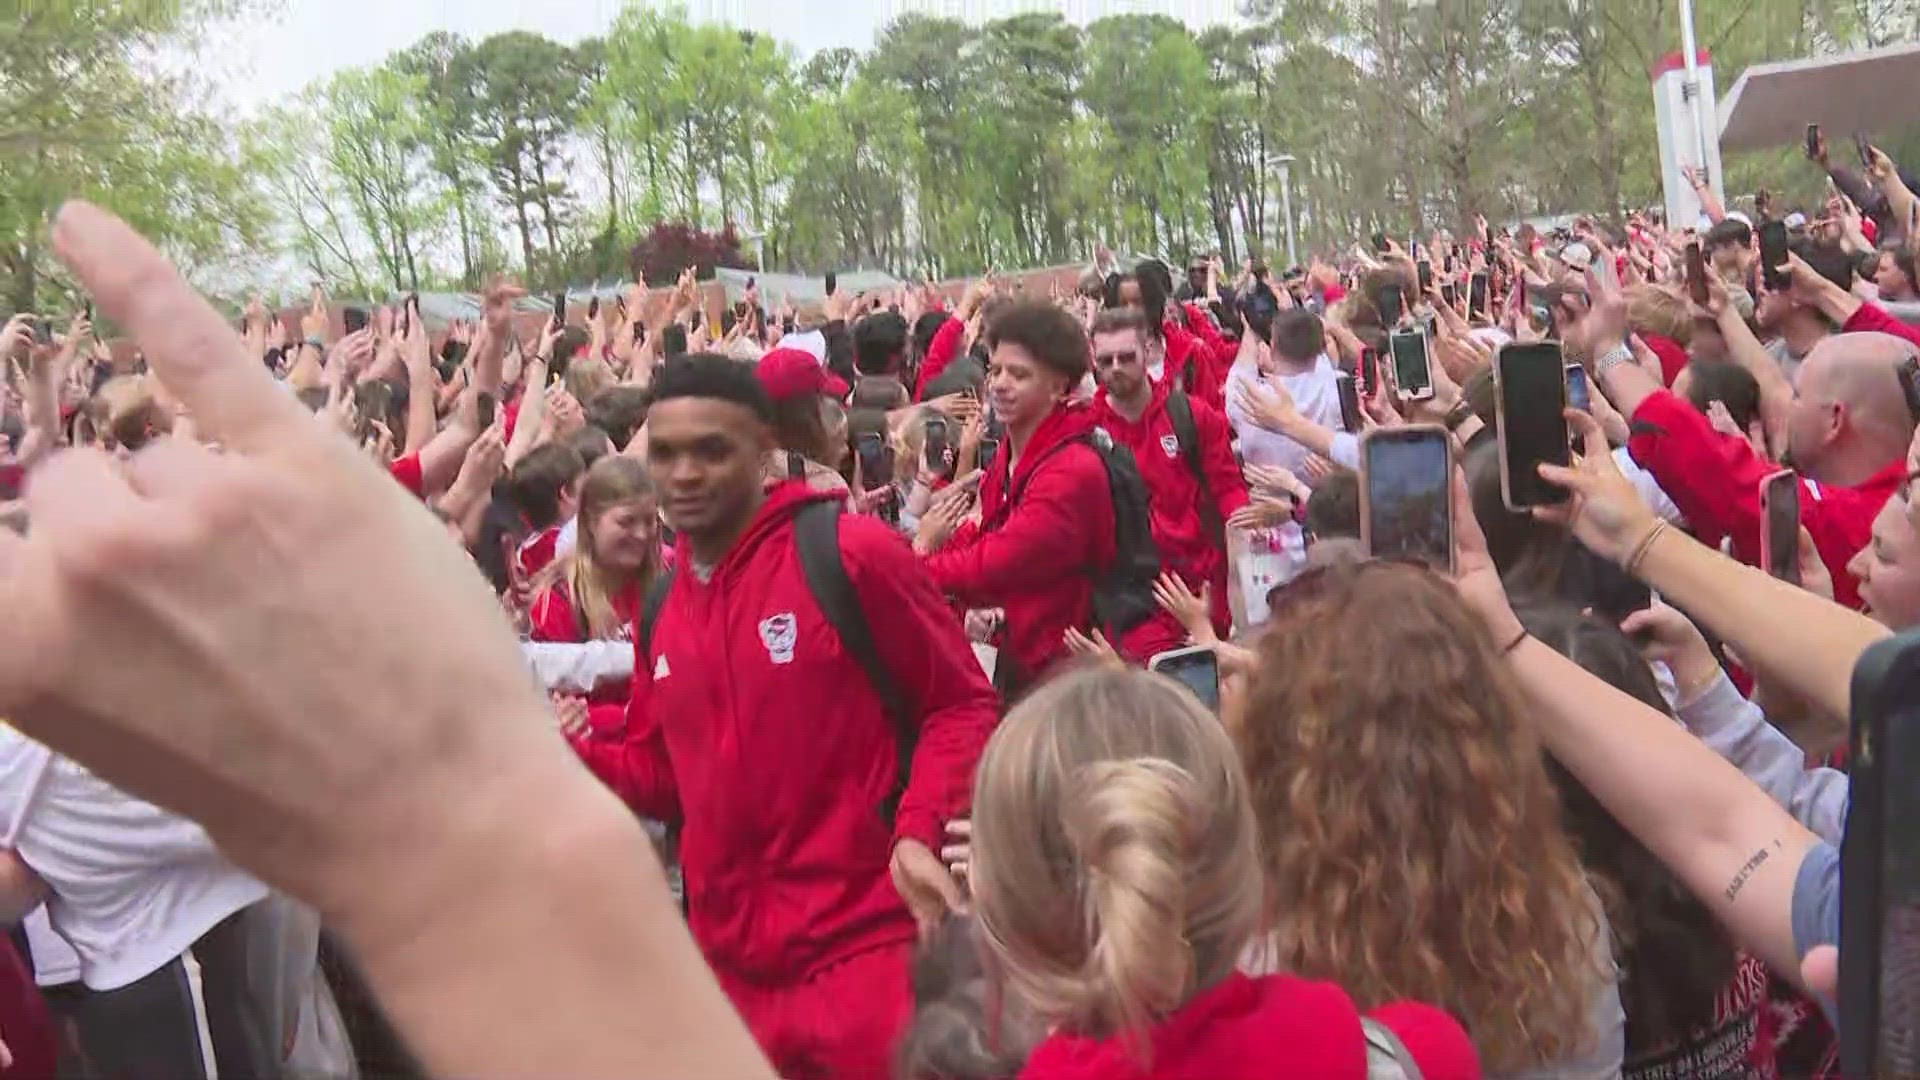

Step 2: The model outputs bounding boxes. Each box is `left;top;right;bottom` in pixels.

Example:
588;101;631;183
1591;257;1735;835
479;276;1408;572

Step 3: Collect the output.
69;911;283;1080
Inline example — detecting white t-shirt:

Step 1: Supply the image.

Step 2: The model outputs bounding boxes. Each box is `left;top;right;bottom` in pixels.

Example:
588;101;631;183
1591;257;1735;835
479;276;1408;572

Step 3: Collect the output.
1224;353;1344;475
0;728;268;990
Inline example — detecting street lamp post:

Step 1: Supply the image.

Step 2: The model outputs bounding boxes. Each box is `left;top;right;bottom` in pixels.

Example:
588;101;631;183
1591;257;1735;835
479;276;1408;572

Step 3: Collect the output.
1273;153;1298;269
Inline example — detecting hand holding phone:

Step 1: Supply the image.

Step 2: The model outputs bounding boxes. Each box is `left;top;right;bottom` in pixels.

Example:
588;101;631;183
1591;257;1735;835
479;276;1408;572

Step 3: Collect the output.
1760;471;1801;584
1759;221;1792;291
1388;328;1433;401
1685;242;1710;306
1148;646;1221;711
1494;341;1572;510
1360;425;1454;572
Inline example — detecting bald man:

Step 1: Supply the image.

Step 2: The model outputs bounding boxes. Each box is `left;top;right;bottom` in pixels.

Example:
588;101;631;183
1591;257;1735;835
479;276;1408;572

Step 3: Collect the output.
1598;321;1918;607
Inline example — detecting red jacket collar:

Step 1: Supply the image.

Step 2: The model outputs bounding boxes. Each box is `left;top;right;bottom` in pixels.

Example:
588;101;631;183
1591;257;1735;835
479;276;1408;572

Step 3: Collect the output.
670;480;839;586
1091;379;1170;428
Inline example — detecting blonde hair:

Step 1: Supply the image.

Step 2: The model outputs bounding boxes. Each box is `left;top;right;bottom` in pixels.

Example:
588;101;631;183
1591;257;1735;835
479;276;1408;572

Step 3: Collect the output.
1625;284;1695;347
564;357;616;405
971;668;1263;1052
535;455;657;639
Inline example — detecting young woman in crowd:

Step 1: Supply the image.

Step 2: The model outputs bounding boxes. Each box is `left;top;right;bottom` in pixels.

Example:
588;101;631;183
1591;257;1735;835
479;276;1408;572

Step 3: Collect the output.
968;665;1479;1079
1236;560;1623;1078
1512;600;1775;1079
528;455;662;735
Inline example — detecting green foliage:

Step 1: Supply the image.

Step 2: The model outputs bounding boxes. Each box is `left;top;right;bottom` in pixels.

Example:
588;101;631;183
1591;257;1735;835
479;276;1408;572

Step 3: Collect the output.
0;0;269;312
49;0;1920;301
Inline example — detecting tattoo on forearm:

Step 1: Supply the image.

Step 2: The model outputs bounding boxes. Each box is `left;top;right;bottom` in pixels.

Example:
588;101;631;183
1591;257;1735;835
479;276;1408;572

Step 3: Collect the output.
1725;837;1785;902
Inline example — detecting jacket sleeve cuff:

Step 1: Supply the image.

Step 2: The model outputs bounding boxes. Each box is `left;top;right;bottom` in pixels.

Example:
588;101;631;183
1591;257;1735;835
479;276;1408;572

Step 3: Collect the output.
892;807;944;855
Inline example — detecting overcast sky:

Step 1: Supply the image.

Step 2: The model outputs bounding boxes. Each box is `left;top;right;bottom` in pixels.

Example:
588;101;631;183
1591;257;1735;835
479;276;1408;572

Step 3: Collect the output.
204;0;1244;112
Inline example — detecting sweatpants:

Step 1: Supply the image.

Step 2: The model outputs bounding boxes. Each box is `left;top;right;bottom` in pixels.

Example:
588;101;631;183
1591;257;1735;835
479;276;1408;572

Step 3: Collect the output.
720;940;913;1080
70;909;285;1080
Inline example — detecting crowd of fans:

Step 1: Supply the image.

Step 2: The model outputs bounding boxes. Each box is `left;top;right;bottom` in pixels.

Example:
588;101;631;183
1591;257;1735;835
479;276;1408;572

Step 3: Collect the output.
2;125;1920;1080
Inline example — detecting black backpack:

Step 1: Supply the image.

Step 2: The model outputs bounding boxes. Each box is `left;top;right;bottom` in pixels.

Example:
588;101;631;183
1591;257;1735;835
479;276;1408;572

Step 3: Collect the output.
636;501;917;823
1003;428;1163;638
1163;388;1225;550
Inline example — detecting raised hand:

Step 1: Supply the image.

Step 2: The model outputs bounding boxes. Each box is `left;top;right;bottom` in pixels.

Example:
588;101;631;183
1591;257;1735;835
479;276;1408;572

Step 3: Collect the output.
0;202;578;933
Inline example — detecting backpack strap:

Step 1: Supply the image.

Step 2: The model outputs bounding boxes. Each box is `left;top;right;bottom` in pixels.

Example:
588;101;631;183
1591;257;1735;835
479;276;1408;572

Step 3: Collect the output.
787;452;808;480
636;569;677;664
1165;389;1225;548
793;501;916;825
1360;1017;1424;1080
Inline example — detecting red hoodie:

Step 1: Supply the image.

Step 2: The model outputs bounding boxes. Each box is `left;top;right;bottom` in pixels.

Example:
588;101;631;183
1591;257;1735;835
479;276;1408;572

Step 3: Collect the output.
572;483;999;983
915;317;969;400
925;403;1118;684
1018;971;1480;1080
529;575;640;735
1627;389;1899;608
1090;381;1248;597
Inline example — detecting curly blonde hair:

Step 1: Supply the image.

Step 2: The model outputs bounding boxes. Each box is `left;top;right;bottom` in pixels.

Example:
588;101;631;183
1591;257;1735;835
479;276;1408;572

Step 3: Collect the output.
1239;561;1607;1072
971;667;1263;1053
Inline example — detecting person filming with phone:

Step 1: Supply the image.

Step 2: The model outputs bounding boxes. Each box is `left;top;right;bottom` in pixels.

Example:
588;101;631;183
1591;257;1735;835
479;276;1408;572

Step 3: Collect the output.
1587;265;1919;608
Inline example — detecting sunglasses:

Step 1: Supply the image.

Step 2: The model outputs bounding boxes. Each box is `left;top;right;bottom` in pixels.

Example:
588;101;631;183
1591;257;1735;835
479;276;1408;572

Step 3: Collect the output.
1092;349;1144;369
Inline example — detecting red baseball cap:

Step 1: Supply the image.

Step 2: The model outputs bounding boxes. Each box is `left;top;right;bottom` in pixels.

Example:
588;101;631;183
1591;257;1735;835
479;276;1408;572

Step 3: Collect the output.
756;348;849;402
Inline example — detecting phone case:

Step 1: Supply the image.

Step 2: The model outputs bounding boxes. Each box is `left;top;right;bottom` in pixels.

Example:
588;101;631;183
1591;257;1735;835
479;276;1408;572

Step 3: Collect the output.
1494;342;1570;512
1841;629;1920;1077
1358;425;1453;574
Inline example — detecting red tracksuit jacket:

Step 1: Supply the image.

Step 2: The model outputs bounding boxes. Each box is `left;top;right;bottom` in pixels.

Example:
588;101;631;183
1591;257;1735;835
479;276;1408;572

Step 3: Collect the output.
1627;388;1901;610
1018;971;1480;1080
529;576;639;736
925;403;1121;682
571;483;998;983
1090;381;1249;592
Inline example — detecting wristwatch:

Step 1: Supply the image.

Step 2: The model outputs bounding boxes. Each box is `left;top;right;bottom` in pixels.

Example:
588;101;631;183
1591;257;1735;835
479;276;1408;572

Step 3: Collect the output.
1594;343;1634;380
1442;401;1476;432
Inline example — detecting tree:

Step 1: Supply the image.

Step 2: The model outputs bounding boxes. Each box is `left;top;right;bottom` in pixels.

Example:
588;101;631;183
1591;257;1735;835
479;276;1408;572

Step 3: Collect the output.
628;222;755;285
393;31;489;288
447;31;588;286
0;0;268;311
319;65;444;292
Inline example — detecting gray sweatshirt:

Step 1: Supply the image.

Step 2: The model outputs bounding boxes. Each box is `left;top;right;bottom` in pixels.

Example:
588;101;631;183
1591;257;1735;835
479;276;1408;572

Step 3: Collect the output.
1678;672;1848;843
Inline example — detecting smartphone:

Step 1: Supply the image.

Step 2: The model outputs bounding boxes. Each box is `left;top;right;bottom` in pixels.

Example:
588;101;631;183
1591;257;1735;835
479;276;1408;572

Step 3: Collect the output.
1686;242;1710;306
1469;271;1490;316
401;292;419;335
342;306;369;335
1378;284;1405;327
1839;628;1920;1079
1897;356;1920;422
976;435;1001;471
1148;645;1221;711
1388;327;1434;401
1855;132;1875;170
1360;425;1454;572
1417;262;1433;293
825;271;838;297
1494;341;1572;510
1760;470;1802;584
1359;346;1382;397
1441;283;1458;307
1443;253;1456;274
855;431;889;489
31;318;52;346
1806;122;1821;159
476;391;496;430
587;296;600;319
924;416;951;477
552;292;568;324
1760;220;1792;291
1336;372;1363;433
1564;362;1592;414
1370;232;1390;254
